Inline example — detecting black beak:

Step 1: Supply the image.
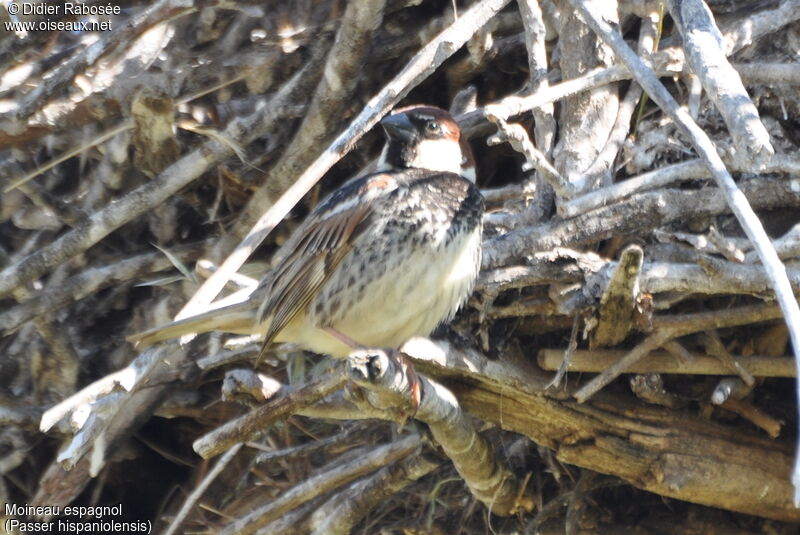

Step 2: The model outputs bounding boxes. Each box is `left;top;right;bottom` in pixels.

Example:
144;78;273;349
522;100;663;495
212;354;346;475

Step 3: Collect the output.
380;113;416;142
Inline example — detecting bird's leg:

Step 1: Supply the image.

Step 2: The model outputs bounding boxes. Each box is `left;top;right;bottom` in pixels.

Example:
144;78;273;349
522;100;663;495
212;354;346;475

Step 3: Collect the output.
326;326;421;413
394;351;422;414
322;326;364;350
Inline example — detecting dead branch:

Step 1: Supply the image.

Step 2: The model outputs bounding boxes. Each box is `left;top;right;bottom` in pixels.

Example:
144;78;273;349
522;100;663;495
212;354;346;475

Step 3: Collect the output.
565;5;800;434
307;450;440;535
193;371;347;459
402;338;800;521
538;349;794;377
590;245;643;348
482;176;800;269
4;2;800;531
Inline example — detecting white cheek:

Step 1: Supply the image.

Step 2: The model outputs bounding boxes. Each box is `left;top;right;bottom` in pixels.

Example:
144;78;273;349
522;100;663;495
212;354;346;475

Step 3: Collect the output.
411;139;464;175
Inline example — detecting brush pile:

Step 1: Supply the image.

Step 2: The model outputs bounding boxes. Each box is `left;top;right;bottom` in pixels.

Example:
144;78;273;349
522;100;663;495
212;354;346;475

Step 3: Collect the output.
1;0;800;533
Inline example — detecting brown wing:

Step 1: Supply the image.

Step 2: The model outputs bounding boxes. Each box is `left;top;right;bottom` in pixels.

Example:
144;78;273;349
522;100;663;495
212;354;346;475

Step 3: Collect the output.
256;196;374;347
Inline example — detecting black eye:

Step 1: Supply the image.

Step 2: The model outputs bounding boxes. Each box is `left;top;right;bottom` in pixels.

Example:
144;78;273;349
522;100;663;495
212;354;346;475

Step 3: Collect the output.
426;121;440;133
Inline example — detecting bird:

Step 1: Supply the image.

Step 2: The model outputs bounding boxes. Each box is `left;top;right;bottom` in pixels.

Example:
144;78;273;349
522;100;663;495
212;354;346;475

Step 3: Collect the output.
129;105;484;364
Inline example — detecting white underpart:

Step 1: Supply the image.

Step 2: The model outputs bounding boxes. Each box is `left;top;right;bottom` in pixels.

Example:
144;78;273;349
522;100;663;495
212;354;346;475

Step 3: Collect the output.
277;224;482;357
411;138;464;175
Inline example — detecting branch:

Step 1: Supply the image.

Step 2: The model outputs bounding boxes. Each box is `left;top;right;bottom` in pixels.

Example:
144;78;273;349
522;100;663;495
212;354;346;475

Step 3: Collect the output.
307;450;440;535
400;337;800;521
538;349;794;377
482;176;800;270
193;371;347;459
590;245;643;347
573;330;674;403
347;348;529;516
163;444;243;535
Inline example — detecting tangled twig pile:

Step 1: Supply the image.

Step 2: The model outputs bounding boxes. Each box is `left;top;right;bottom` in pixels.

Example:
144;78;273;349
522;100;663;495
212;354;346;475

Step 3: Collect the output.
2;0;800;533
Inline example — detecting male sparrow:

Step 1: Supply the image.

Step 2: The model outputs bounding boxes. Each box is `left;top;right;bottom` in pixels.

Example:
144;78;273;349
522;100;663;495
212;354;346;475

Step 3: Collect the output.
130;105;483;361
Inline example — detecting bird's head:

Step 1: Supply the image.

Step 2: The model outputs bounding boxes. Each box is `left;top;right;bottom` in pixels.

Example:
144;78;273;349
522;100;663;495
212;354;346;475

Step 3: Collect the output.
377;105;475;182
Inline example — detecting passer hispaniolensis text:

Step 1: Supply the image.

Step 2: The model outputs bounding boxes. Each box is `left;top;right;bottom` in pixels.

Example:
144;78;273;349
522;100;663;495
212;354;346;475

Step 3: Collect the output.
129;105;484;362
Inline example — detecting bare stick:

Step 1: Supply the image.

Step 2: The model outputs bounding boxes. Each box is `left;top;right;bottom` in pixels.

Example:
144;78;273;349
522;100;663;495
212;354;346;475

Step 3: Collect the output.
483;176;800;270
458;5;800;134
193;371;346;459
405;340;799;521
308;450;440;535
39;345;172;433
538;349;795;378
348;348;528;516
722;0;800;54
665;0;773;168
575;0;800;497
485;113;575;197
702;332;755;386
735;63;800;85
561;154;800;218
545;315;581;390
560;155;800;217
235;0;387;233
573;330;675;403
721;398;783;438
591;245;643;348
163;443;243;535
174;0;513;322
517;0;557;222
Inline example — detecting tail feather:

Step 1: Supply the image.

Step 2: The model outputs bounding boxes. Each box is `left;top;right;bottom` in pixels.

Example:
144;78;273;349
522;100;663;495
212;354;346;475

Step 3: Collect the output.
127;302;257;347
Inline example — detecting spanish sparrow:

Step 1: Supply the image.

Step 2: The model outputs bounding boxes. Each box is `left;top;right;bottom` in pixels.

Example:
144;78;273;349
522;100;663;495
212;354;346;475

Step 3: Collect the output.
130;105;484;359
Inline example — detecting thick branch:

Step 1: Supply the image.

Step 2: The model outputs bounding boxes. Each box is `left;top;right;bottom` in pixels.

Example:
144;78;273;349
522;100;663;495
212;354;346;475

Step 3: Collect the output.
348;348;528;516
401;338;799;521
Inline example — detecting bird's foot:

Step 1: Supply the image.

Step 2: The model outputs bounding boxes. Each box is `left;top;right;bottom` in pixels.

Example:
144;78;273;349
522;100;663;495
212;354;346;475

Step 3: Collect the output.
346;347;422;423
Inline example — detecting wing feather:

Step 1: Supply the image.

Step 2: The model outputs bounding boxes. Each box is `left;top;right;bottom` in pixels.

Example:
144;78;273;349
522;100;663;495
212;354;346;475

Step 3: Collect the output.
256;186;379;347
